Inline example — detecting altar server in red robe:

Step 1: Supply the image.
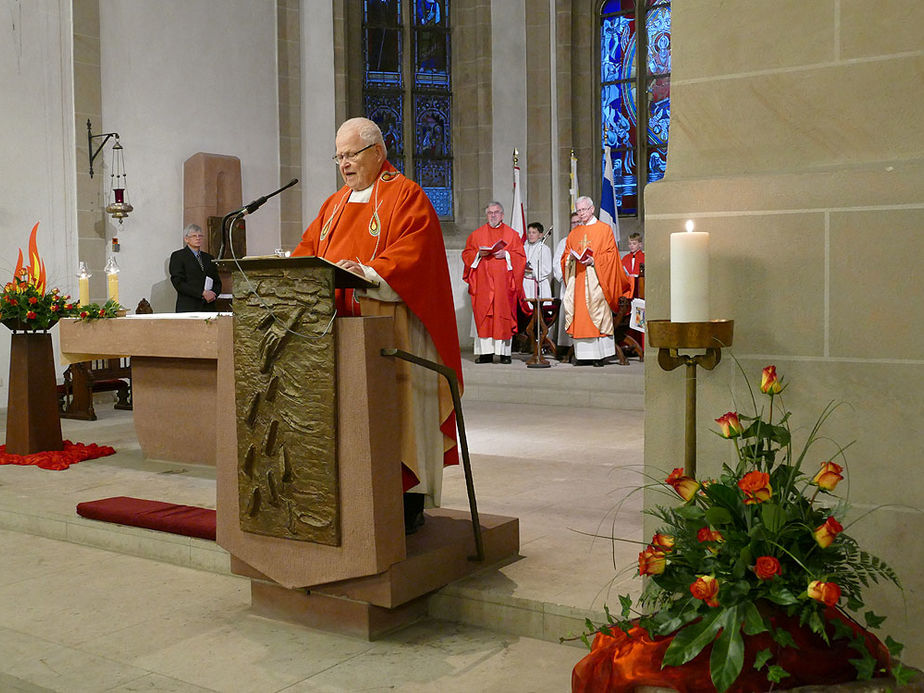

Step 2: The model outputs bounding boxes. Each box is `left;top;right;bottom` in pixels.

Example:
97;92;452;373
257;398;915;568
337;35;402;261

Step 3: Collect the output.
461;201;527;364
291;117;461;532
561;196;632;367
621;231;645;349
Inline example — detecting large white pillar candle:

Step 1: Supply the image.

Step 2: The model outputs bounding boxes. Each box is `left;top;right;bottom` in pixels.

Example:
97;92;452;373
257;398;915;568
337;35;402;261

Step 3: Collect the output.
670;220;710;322
107;272;119;303
78;275;90;306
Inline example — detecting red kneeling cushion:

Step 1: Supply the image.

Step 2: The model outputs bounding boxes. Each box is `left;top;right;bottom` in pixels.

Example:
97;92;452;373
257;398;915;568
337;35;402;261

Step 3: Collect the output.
76;496;216;540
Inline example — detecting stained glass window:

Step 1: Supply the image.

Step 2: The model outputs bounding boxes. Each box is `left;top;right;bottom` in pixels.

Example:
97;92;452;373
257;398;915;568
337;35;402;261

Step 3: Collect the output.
362;0;453;218
600;0;671;217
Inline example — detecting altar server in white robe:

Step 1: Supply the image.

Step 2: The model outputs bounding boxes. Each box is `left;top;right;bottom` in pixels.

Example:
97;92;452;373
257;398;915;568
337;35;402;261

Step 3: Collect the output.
523;222;552;299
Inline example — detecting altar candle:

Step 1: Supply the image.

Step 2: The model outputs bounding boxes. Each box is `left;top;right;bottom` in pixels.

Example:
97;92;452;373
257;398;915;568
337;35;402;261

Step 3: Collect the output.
670;220;710;322
78;275;90;306
107;271;119;303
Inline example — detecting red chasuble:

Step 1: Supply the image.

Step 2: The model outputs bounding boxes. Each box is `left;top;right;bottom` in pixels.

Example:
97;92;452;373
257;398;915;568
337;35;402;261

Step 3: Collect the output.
562;220;632;339
291;162;462;489
461;223;527;340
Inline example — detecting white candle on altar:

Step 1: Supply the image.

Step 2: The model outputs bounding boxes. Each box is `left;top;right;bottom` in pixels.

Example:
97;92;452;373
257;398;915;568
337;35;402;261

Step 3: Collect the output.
78;275;90;306
670;219;710;322
107;272;119;303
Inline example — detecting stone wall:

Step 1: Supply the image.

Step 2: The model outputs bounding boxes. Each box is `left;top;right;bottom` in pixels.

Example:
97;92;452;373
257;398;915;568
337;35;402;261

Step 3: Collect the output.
643;0;924;663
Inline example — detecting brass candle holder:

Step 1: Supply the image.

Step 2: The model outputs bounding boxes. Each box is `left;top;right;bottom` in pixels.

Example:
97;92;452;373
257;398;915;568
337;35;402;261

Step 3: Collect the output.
647;320;734;479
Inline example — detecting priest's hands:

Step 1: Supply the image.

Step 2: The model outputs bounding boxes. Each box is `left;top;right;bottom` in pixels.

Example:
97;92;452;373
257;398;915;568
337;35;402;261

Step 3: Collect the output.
580;256;595;267
202;289;218;302
336;259;366;278
478;249;492;258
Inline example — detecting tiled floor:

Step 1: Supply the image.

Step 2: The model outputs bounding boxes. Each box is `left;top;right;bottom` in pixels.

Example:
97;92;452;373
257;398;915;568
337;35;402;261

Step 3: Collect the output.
0;359;646;692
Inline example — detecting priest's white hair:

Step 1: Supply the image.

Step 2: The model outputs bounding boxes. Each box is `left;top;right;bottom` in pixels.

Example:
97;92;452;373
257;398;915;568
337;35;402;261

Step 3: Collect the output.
339;117;385;148
485;200;504;213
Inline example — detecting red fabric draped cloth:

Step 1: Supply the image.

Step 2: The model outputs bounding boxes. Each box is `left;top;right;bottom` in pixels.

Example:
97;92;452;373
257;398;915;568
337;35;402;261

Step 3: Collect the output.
572;607;890;693
0;440;116;470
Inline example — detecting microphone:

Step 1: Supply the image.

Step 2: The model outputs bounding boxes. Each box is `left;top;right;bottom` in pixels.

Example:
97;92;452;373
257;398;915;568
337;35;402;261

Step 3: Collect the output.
236;178;299;216
218;178;299;259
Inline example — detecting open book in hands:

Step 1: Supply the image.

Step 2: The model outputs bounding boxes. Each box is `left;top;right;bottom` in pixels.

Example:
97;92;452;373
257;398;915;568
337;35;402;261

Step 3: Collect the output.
480;239;508;254
570;246;594;263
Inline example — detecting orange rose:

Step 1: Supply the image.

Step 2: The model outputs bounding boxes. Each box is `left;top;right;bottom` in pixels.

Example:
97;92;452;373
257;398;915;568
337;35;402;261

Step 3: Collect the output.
813;516;843;548
651;533;675;552
690;575;720;607
666;468;700;502
715;412;744;438
638;547;666;576
807;580;841;606
696;527;724;544
28;296;38;304
738;470;772;504
754;556;782;580
812;461;844;491
760;365;783;394
26;311;37;320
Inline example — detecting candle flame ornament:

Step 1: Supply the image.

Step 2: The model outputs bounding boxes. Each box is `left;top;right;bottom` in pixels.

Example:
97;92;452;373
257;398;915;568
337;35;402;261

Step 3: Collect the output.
104;257;120;303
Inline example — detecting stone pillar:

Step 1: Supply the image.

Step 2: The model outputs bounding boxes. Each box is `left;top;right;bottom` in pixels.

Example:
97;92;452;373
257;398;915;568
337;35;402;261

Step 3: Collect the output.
643;2;924;662
182;153;243;257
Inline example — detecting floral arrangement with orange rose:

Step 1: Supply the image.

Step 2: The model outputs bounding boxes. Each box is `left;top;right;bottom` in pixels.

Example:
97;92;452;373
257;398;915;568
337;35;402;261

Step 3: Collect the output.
0;223;82;331
576;365;913;693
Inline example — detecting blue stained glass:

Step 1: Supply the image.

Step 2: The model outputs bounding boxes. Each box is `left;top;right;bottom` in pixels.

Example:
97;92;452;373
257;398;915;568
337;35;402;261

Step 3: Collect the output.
602;0;635;13
414;94;451;157
422;187;451;216
647;77;670;145
601;15;636;84
364;93;404;159
365;0;400;25
414;29;449;87
415;0;446;26
647;5;670;76
648;147;666;182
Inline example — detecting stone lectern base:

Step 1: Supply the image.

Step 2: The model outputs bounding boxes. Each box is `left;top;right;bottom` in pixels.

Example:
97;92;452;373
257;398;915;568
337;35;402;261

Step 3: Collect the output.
232;507;519;640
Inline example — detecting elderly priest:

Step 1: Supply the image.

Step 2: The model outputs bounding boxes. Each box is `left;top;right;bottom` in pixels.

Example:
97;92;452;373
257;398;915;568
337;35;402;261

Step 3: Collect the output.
291;117;461;533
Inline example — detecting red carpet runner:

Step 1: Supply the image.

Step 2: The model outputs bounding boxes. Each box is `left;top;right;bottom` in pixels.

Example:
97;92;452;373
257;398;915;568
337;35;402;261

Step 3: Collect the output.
76;496;216;540
0;440;115;470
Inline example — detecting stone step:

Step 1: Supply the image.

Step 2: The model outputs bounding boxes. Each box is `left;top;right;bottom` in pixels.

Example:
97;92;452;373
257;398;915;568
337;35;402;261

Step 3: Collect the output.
459;350;645;411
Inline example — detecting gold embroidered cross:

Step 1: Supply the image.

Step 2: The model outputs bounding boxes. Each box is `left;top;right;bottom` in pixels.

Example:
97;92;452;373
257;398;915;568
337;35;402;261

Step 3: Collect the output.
579;233;590;252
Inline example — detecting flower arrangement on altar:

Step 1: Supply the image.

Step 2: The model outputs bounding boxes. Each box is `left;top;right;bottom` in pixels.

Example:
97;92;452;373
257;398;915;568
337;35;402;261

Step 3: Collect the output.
573;365;914;693
1;223;80;330
0;224;122;330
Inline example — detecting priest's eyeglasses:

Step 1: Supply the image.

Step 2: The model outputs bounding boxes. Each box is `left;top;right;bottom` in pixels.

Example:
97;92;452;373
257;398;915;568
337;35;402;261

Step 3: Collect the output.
331;143;375;164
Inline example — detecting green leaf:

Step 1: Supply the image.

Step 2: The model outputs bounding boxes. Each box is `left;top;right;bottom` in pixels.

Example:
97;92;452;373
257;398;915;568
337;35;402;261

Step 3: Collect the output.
662;608;724;667
765;584;799;606
863;610;886;629
849;653;875;680
766;665;790;683
760;503;785;533
830;618;855;642
705;506;733;526
675;505;705;521
618;594;633;620
893;663;915;686
885;635;904;658
741;602;768;636
772;627;798;649
709;607;745;693
753;648;773;671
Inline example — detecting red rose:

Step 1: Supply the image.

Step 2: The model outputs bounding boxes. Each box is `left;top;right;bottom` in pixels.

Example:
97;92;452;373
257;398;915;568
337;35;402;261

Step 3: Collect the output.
696;527;724;544
813;516;843;549
690;575;719;607
666;468;700;502
8;298;17;306
715;411;744;438
79;311;88;318
807;580;841;606
28;296;38;304
65;303;73;310
26;311;37;320
98;309;106;316
760;365;783;394
50;304;59;312
738;470;773;504
754;556;782;580
638;547;666;576
812;461;844;491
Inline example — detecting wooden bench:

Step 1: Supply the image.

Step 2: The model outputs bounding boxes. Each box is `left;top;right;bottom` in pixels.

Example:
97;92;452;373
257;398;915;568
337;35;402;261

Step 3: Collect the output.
58;358;132;421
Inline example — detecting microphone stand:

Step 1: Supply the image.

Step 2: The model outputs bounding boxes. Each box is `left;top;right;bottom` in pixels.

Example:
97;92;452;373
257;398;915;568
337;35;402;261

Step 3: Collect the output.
218;178;299;260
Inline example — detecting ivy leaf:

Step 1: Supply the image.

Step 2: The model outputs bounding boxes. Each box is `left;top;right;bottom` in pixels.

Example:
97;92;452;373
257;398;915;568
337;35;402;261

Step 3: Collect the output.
766;665;790;683
893;663;915;686
662;608;724;667
863;610;886;630
830;618;855;642
849;652;876;680
753;648;773;671
885;635;904;658
772;627;798;649
760;503;785;533
709;607;745;693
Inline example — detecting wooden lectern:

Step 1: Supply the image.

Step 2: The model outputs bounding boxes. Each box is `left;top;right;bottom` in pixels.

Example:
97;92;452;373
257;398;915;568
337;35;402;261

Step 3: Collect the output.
215;256;518;639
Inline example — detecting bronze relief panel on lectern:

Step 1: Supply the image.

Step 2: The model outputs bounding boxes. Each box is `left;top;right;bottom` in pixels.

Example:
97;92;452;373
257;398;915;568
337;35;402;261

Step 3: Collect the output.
232;264;339;545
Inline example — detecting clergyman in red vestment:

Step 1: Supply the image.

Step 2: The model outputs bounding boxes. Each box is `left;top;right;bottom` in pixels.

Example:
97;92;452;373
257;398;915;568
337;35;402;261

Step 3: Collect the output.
561;195;632;367
291;117;461;532
461;201;526;364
